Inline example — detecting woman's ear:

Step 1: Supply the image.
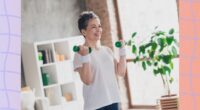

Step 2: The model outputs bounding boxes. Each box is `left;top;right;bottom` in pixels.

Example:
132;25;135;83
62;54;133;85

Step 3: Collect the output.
81;29;86;36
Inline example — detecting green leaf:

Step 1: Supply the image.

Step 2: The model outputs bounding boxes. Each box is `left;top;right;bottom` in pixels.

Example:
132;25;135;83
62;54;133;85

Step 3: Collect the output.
145;43;152;48
172;46;177;57
162;55;172;64
133;56;139;63
163;66;171;75
154;62;158;66
169;28;175;35
132;45;137;54
154;26;158;30
149;51;155;59
170;62;174;69
142;61;146;70
156;31;165;36
157;38;164;45
139;45;145;55
151;36;155;40
132;32;137;38
158;67;165;75
151;42;157;50
166;36;174;45
169;77;174;84
153;69;159;76
126;40;132;46
157;38;165;52
157;55;162;61
146;60;152;66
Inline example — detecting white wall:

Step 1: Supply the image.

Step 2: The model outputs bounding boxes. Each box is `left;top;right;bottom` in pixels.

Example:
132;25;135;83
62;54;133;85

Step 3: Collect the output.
117;0;179;105
22;0;85;42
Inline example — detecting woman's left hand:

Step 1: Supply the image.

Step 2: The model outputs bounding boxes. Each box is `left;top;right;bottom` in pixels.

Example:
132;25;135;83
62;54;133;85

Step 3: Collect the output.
119;39;125;48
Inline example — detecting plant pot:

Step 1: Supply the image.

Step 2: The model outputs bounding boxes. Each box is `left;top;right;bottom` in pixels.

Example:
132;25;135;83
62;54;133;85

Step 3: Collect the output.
158;94;179;110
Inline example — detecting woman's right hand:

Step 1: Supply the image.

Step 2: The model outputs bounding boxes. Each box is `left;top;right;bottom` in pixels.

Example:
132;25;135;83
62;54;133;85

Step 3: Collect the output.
78;45;90;56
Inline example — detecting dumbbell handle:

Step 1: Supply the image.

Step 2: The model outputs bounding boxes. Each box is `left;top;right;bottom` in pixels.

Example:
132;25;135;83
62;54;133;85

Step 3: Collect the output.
73;46;92;53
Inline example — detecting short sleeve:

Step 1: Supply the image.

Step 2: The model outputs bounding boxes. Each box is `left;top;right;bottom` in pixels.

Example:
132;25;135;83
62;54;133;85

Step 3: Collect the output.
73;53;83;72
104;46;115;59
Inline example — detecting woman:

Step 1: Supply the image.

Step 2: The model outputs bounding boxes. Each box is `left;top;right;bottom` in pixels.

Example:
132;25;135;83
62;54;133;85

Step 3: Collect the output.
73;11;127;110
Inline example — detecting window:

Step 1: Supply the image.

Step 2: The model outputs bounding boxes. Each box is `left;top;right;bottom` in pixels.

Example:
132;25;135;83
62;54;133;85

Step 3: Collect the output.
117;0;179;107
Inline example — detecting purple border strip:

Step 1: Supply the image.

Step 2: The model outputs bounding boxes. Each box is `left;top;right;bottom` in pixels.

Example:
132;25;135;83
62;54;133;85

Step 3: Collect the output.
0;15;21;19
0;33;21;38
0;0;21;109
2;0;12;108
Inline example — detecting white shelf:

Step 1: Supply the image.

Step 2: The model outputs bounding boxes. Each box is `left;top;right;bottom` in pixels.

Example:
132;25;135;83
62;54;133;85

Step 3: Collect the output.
61;82;77;101
56;60;74;84
49;98;79;110
44;85;62;105
40;62;56;67
22;36;84;110
37;43;55;64
43;83;59;89
62;100;79;109
55;60;72;64
37;43;53;51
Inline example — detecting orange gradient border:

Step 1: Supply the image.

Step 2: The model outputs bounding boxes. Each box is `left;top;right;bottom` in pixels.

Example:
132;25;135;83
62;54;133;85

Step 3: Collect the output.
179;0;200;109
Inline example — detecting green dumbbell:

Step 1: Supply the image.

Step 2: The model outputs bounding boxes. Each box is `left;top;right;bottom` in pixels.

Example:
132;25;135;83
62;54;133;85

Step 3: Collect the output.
115;41;122;48
73;46;92;53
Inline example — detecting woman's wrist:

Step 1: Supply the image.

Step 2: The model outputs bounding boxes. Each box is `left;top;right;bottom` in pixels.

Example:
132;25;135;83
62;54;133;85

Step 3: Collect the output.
119;47;126;57
79;54;90;64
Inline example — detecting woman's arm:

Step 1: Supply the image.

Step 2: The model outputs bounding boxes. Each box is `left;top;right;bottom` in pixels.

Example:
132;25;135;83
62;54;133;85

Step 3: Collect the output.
115;56;127;77
114;40;127;77
76;63;93;85
75;45;94;85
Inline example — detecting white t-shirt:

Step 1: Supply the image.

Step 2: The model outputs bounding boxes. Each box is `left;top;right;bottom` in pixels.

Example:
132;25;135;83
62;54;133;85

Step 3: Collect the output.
73;46;121;110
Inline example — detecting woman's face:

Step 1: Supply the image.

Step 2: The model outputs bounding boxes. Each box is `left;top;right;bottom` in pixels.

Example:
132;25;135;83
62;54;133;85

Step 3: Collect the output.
82;18;102;41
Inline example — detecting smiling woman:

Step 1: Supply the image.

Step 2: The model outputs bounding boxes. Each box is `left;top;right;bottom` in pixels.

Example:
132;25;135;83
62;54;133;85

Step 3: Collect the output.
73;11;127;110
78;12;102;40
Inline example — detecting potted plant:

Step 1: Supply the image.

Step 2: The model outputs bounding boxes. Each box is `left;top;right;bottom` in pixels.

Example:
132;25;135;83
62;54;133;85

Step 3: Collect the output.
123;26;179;109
